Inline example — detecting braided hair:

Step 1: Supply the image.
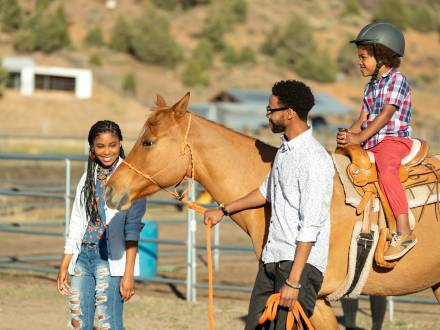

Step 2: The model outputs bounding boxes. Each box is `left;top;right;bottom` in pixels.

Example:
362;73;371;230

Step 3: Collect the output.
81;120;125;223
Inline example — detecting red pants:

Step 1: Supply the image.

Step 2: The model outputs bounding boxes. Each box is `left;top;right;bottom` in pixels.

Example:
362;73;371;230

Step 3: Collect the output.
367;137;413;216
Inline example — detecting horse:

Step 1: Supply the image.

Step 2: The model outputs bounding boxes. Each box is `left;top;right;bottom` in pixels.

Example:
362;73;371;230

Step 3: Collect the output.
105;93;440;329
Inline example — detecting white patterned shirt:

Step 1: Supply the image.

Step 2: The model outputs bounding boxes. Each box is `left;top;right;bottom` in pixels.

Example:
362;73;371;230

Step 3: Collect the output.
259;129;334;273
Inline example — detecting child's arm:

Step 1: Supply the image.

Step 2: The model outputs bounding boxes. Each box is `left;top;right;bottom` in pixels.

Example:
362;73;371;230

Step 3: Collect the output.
349;112;368;133
357;104;397;142
339;105;397;147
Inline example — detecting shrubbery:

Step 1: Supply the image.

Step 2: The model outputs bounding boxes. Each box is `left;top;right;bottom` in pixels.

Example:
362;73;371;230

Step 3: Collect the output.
110;16;132;52
181;59;209;87
407;3;439;32
261;14;336;82
150;0;212;10
337;41;358;75
122;72;137;96
14;6;70;53
372;0;410;30
85;26;104;47
89;54;102;66
0;0;22;32
129;8;183;67
0;58;8;96
294;50;337;83
342;0;360;16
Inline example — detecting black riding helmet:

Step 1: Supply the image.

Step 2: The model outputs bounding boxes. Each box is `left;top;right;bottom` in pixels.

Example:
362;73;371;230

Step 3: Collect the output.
350;21;405;57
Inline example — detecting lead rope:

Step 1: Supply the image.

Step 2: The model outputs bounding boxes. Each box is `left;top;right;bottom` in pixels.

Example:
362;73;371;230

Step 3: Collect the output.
120;113;215;330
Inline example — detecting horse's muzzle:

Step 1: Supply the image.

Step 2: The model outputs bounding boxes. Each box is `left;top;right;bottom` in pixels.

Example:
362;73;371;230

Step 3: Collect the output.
105;185;131;211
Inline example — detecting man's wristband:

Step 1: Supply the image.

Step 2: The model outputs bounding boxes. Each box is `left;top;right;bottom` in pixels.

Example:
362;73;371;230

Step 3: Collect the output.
285;279;301;290
218;203;230;216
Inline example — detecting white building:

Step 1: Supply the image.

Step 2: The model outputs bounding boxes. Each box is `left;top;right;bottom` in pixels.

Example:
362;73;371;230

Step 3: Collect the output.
2;56;93;99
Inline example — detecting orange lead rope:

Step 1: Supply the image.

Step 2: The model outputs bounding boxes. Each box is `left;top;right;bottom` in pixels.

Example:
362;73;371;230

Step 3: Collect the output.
258;293;314;330
186;201;215;330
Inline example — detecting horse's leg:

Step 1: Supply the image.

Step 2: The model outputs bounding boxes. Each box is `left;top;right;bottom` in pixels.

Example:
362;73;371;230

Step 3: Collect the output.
433;283;440;303
310;299;339;330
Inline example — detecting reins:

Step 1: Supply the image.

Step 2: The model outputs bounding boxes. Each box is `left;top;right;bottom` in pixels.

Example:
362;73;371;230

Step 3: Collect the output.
121;113;215;330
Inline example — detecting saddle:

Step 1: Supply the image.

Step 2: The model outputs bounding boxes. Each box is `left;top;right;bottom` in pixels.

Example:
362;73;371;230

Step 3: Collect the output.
336;138;440;268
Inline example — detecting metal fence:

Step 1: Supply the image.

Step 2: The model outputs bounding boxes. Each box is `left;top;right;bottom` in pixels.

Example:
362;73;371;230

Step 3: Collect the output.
0;152;437;321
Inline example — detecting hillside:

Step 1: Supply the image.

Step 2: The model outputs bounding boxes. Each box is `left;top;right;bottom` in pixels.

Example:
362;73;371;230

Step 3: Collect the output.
0;0;439;139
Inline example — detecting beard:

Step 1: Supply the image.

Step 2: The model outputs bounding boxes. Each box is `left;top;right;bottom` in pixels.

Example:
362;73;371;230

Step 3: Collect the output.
269;119;284;133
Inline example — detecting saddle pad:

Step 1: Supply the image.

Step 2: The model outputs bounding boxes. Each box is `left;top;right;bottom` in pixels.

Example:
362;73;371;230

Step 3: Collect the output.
332;153;440;211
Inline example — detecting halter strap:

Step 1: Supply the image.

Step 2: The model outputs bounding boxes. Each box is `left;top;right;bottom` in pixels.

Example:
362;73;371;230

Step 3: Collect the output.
121;113;195;201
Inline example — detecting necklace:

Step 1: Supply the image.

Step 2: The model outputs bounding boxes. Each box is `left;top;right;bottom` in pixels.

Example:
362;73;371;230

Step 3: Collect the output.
96;161;118;181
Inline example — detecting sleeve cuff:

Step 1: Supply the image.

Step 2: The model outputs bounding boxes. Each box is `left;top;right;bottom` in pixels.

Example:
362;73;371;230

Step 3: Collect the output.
296;227;320;242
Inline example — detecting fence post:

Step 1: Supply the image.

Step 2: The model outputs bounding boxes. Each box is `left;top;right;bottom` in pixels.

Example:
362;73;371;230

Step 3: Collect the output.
64;158;71;239
214;224;220;271
388;296;394;321
186;183;197;302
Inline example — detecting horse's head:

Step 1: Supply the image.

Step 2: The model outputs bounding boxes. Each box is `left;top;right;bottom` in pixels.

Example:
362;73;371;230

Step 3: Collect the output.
105;92;193;210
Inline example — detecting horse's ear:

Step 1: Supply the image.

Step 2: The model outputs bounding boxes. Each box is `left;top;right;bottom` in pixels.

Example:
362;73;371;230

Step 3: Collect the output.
155;94;167;108
172;92;190;118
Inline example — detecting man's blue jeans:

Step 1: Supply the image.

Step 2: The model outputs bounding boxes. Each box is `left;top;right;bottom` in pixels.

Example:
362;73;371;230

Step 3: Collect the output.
69;242;123;329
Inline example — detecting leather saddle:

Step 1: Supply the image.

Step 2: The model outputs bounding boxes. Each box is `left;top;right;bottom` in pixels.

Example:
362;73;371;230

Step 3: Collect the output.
336;138;440;268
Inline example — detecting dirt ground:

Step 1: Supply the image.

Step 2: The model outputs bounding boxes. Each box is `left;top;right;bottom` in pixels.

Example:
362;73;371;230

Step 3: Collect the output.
1;163;439;330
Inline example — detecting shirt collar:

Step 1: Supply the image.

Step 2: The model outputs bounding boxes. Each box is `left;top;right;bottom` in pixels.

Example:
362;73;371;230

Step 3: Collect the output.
380;68;396;79
280;128;312;152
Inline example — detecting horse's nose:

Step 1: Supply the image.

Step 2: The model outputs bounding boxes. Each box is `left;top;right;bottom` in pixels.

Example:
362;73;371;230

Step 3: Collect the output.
105;185;113;204
105;185;130;210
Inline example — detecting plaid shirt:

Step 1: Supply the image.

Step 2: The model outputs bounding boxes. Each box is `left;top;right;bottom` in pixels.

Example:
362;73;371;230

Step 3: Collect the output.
361;68;412;149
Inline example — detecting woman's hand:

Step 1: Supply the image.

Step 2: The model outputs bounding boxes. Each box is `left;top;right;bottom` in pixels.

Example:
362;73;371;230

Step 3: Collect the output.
57;267;71;296
120;274;135;302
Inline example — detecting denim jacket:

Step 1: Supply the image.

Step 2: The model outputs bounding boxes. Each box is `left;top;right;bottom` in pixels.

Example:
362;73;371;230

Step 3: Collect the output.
64;158;146;276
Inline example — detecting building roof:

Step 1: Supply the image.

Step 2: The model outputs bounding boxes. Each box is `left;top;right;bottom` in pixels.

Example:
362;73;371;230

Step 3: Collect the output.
210;88;353;116
2;56;35;72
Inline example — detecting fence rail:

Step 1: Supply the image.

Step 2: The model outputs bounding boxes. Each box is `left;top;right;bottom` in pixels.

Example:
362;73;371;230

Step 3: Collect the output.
0;152;437;319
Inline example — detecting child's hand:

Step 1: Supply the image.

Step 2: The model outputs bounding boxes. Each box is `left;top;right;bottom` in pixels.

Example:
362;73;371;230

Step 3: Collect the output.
337;131;362;147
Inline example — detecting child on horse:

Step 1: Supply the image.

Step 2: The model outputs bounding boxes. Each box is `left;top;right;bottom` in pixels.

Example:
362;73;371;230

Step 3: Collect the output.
57;120;146;329
337;21;416;261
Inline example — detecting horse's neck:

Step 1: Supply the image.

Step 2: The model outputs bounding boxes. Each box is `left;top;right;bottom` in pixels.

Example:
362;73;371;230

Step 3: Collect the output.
190;115;277;204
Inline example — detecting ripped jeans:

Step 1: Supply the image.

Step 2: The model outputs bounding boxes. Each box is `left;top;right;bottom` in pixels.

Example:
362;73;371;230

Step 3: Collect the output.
69;242;124;330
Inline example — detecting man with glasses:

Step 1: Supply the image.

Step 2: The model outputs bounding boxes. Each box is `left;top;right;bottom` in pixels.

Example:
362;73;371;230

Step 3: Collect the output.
204;80;334;329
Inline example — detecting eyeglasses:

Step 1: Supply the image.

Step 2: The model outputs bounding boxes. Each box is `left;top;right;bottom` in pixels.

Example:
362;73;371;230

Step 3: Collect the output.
266;106;289;116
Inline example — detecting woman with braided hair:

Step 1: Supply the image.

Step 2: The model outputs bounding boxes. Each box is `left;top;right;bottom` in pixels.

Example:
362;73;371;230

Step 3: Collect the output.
57;120;146;329
337;21;416;261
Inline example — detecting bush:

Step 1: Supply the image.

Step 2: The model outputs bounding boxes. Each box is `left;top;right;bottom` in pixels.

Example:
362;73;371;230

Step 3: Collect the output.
222;45;256;66
122;72;137;96
0;59;8;96
193;39;214;69
85;26;104;46
150;0;178;10
181;59;209;87
13;29;36;52
110;16;132;52
337;41;358;75
130;8;183;67
0;0;22;32
215;0;247;25
261;15;316;68
408;4;438;32
372;0;410;31
201;16;226;51
342;0;360;17
89;54;102;66
294;51;337;83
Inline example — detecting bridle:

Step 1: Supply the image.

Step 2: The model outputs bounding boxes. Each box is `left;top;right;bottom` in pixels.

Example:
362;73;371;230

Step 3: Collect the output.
120;112;195;201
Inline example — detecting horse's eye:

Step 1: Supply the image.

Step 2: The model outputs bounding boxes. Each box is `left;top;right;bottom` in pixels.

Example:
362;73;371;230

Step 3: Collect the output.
142;140;153;147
